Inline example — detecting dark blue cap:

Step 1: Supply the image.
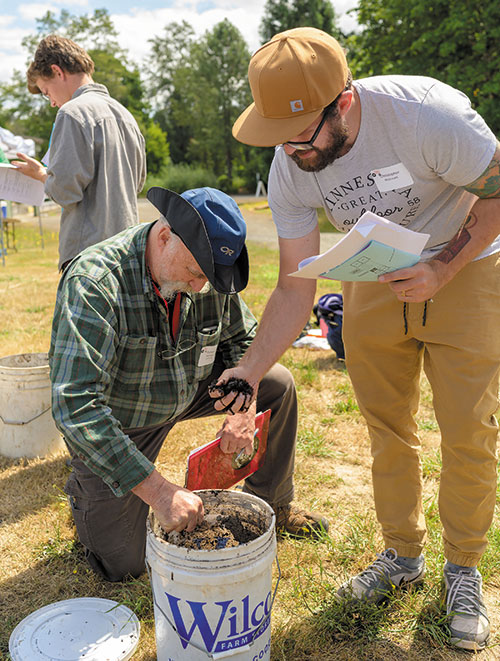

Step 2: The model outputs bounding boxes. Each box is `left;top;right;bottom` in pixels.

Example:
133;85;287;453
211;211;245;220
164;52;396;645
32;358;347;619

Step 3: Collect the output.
147;186;249;294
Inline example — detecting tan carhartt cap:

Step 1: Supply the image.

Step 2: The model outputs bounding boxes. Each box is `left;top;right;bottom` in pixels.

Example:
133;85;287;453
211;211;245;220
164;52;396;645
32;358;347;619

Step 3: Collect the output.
233;27;348;147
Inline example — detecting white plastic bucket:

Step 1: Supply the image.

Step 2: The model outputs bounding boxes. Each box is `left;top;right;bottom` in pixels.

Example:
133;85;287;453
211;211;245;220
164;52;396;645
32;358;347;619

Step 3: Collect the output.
146;490;279;660
0;352;65;458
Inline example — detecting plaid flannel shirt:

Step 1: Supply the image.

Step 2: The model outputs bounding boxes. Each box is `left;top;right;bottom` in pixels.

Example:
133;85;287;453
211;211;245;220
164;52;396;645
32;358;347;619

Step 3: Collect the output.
49;222;257;496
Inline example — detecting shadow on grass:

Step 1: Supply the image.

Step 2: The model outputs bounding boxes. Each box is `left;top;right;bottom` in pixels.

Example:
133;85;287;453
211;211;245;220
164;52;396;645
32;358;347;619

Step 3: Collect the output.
0;454;70;525
313;354;347;372
271;577;492;661
408;588;498;660
408;596;456;659
272;595;411;660
0;542;154;657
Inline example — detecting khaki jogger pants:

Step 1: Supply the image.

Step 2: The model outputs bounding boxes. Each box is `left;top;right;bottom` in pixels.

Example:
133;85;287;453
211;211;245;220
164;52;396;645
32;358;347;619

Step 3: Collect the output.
342;252;500;567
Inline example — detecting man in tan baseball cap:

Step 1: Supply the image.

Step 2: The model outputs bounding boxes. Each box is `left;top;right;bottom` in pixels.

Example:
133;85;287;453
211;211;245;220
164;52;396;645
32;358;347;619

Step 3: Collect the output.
212;26;500;652
233;26;358;175
233;27;348;147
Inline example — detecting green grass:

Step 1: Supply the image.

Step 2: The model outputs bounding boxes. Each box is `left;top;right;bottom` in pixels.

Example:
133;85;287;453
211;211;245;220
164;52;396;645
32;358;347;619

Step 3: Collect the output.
334;514;379;568
422;449;442;480
282;355;319;388
297;429;332;458
33;526;79;563
331;398;359;415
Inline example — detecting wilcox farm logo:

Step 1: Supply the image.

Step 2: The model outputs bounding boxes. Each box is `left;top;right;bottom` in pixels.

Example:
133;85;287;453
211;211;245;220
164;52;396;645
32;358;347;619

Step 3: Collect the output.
165;590;272;654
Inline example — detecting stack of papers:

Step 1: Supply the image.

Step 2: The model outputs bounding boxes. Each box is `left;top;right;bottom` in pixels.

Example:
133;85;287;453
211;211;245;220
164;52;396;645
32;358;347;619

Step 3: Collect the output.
289;211;430;282
0;163;45;206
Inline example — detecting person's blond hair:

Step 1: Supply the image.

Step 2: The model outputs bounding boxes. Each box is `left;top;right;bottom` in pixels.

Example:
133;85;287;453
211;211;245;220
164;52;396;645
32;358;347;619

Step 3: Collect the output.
27;35;94;94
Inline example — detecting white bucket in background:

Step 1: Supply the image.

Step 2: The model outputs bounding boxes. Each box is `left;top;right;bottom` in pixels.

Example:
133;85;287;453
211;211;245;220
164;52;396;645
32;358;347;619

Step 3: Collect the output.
146;490;279;661
0;352;65;459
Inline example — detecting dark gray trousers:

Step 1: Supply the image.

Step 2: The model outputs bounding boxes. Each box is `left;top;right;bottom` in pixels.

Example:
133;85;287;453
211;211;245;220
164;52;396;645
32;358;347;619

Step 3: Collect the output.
64;362;297;581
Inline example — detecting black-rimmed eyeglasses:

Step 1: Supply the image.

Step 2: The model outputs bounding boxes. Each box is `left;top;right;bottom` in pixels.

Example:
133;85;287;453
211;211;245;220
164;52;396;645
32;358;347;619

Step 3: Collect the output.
284;112;328;151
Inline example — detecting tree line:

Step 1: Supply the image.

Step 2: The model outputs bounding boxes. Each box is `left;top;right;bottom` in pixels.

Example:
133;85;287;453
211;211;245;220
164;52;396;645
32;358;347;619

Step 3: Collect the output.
1;0;499;194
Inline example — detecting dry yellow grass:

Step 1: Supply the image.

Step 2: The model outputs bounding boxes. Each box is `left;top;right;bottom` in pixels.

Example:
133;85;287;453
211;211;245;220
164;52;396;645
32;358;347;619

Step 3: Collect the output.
0;223;499;660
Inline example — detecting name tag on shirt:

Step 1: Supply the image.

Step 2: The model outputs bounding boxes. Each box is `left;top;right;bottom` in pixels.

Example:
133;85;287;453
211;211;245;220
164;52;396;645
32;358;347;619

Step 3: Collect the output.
371;163;414;192
198;345;217;367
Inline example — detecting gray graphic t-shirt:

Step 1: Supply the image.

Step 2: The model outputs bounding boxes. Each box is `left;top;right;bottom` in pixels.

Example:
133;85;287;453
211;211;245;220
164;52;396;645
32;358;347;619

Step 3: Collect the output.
268;75;499;260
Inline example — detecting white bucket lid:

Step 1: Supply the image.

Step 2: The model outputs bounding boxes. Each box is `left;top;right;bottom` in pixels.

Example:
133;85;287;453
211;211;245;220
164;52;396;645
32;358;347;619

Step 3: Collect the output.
9;597;140;661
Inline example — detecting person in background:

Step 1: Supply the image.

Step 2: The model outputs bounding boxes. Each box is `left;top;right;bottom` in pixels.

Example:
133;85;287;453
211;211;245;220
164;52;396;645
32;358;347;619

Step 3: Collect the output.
49;185;328;582
210;27;500;651
13;35;146;271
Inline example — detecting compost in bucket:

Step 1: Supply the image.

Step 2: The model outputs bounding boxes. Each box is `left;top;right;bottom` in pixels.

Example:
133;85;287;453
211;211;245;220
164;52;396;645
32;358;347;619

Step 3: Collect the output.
155;489;268;550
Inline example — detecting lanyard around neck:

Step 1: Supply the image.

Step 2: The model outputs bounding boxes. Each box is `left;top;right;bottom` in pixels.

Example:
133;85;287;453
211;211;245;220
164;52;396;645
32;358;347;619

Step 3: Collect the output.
150;279;181;341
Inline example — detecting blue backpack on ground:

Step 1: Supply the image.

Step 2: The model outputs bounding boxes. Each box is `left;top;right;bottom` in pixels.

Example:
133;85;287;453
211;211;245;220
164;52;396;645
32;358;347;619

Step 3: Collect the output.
314;293;345;360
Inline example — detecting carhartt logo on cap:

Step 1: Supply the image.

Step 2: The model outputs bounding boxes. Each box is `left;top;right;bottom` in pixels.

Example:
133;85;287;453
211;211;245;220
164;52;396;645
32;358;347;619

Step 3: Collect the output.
290;99;304;112
221;246;234;255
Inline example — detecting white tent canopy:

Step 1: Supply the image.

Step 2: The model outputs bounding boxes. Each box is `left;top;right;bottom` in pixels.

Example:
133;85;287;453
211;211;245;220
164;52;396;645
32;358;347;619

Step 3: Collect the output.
0;127;36;159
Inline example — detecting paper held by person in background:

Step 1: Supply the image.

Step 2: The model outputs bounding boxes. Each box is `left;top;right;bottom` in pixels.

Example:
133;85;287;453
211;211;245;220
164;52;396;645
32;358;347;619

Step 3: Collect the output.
0;163;45;206
289;211;430;282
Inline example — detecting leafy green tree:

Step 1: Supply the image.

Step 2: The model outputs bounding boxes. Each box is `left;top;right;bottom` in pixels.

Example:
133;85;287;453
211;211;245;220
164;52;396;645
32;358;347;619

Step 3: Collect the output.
259;0;340;43
185;20;252;183
146;21;195;109
146;21;196;165
21;8;122;57
90;50;145;119
148;19;255;189
143;122;170;175
350;0;500;133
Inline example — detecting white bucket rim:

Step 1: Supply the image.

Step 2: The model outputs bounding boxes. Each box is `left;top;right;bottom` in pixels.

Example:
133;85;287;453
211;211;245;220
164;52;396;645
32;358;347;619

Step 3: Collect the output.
0;352;50;372
147;489;275;557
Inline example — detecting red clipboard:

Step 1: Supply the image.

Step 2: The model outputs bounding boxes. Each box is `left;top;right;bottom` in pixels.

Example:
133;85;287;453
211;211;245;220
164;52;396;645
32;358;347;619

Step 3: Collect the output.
184;409;271;491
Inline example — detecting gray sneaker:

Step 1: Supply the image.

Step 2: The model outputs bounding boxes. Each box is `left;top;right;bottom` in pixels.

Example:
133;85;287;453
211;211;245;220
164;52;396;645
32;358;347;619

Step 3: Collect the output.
337;548;425;604
444;565;490;651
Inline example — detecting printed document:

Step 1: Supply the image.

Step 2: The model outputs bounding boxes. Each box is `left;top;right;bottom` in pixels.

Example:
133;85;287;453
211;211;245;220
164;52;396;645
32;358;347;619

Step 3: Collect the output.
289;211;430;282
0;163;45;206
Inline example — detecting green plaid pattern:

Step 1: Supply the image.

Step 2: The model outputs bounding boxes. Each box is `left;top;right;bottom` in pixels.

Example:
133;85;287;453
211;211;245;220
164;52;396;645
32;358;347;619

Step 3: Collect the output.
49;223;257;496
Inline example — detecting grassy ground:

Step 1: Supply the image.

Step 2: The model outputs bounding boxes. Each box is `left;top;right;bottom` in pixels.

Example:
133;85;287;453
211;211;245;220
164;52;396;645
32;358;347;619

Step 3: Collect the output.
0;225;499;660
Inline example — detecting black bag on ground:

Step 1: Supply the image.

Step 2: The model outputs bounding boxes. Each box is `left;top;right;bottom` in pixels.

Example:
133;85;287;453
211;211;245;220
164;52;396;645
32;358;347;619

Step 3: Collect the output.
314;293;345;360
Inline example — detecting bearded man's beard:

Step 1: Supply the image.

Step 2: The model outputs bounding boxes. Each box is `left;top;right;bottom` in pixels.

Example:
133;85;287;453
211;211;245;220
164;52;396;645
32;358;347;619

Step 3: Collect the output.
290;119;349;172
